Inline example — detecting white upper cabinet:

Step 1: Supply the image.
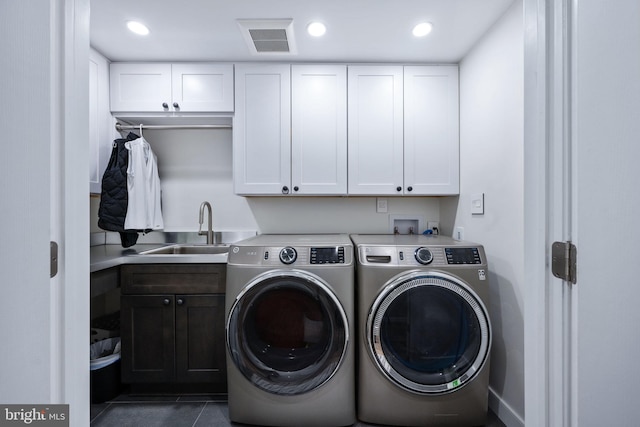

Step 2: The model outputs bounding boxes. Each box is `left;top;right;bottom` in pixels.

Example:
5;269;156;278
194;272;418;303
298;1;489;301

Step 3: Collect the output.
233;64;291;195
291;65;347;195
110;63;234;113
89;48;116;194
348;65;459;195
348;66;404;195
234;64;348;196
404;66;459;195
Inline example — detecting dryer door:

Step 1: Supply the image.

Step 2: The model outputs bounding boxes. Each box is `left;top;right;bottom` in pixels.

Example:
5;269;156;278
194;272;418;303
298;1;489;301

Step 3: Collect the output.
368;271;491;394
227;270;349;395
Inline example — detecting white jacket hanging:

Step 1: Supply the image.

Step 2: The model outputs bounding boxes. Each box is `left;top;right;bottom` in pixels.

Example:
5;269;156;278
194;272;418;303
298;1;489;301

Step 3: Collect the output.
124;136;164;230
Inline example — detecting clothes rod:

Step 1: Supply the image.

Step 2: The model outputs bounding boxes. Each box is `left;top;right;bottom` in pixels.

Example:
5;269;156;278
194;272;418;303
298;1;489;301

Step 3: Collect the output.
115;123;231;131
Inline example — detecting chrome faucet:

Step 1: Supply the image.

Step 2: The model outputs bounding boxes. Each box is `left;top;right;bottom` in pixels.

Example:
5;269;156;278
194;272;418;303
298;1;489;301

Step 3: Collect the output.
198;201;214;244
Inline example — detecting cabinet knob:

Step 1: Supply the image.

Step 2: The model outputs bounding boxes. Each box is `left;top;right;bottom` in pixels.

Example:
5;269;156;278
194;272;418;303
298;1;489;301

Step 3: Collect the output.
407;186;413;192
162;102;169;109
293;186;299;192
282;186;289;194
396;186;402;192
163;298;171;306
177;298;184;306
173;102;180;109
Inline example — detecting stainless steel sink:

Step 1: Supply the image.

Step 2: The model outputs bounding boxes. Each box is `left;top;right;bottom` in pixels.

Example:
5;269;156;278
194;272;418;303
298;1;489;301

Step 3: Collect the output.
139;244;230;255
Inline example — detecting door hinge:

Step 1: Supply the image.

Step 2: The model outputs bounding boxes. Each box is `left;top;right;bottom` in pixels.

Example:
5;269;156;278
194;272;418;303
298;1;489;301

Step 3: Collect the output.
551;241;577;284
50;241;58;278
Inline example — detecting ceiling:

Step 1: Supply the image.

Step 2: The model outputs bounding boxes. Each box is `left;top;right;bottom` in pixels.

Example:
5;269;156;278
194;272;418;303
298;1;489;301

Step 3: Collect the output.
90;0;516;63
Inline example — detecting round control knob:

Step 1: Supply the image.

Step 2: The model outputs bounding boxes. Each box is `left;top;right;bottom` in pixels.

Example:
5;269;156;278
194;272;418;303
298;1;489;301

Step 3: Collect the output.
279;247;297;264
414;247;434;265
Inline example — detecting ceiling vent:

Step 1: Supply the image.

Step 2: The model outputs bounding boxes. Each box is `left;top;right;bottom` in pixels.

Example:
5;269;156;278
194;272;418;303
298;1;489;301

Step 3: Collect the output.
237;19;297;55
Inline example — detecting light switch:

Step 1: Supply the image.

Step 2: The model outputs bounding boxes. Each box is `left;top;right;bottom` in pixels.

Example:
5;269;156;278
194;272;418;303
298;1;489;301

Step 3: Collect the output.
471;193;484;215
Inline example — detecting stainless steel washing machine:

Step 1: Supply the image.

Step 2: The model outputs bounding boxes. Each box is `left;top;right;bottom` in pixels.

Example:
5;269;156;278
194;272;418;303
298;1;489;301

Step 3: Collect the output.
351;234;491;427
225;234;355;427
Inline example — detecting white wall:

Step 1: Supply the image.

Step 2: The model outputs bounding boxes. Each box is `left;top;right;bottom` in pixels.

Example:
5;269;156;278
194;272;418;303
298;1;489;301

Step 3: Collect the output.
91;128;442;236
447;1;524;425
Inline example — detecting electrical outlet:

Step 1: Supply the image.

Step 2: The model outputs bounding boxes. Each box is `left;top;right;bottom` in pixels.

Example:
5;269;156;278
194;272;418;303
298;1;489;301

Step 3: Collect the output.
427;221;440;234
376;198;388;213
454;226;465;240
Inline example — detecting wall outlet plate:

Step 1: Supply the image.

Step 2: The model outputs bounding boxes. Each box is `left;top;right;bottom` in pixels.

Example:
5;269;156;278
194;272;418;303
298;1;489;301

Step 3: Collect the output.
376;198;388;213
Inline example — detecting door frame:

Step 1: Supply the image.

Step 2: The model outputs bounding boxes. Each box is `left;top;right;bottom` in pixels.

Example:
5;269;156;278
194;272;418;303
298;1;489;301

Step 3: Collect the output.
524;0;573;425
53;0;91;424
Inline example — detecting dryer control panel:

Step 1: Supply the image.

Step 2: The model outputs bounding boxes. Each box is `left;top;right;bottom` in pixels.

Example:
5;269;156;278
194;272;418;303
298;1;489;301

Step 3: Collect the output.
358;246;484;267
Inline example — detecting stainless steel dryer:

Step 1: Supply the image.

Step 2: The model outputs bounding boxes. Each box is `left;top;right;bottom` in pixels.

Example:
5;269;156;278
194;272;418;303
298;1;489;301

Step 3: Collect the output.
351;234;491;427
225;234;355;427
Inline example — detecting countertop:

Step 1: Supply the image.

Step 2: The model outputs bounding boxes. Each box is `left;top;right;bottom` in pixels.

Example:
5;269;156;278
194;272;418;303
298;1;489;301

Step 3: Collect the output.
90;231;256;273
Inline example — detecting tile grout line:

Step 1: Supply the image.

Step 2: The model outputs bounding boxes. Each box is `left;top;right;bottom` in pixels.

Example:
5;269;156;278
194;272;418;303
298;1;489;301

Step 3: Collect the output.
190;401;209;427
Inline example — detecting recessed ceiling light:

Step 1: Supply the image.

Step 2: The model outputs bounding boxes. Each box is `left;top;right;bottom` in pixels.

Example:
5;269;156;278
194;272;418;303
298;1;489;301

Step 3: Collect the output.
127;21;150;36
412;22;433;37
307;22;326;37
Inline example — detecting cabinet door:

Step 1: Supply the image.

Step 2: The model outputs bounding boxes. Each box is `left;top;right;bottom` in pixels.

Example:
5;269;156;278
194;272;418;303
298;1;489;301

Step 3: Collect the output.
234;64;291;195
121;295;176;383
291;65;347;195
404;66;459;195
110;63;172;112
348;66;404;195
171;64;234;112
89;49;115;194
175;295;226;385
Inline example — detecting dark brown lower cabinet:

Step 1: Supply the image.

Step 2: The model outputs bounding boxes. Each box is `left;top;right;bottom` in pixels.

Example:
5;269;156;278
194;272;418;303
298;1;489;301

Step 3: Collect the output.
120;264;226;392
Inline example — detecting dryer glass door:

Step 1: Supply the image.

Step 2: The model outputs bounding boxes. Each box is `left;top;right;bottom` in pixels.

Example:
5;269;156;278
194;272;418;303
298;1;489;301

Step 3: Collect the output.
368;272;491;394
227;270;348;395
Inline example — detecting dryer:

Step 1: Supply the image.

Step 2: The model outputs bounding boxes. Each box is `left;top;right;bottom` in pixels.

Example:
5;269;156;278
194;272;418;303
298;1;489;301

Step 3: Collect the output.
225;234;355;427
351;234;491;427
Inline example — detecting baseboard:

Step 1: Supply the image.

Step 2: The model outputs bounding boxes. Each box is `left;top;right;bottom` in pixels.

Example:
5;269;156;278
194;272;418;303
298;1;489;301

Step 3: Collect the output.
488;386;524;427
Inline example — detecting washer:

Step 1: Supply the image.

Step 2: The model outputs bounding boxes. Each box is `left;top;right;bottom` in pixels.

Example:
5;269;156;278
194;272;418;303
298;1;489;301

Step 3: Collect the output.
225;234;356;427
351;234;491;427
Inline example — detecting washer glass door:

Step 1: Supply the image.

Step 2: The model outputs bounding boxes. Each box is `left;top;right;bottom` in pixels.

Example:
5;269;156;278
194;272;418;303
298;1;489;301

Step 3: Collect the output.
368;271;491;394
227;270;348;395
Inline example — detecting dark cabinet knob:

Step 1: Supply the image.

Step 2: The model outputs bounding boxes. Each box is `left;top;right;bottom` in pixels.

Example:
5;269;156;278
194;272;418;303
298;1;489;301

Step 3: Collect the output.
177;298;184;306
282;186;289;194
162;102;169;109
173;102;179;108
407;186;413;192
163;298;171;306
396;186;402;192
293;186;299;192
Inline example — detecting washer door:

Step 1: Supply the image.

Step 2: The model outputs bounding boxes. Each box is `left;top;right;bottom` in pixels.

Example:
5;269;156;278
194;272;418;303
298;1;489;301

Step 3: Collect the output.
368;271;491;394
227;269;349;395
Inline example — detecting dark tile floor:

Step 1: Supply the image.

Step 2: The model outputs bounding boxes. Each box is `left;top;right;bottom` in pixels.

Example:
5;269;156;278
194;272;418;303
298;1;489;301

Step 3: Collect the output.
90;393;506;427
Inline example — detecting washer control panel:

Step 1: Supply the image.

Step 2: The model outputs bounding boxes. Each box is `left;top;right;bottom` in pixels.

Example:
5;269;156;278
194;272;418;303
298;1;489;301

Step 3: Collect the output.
233;246;349;266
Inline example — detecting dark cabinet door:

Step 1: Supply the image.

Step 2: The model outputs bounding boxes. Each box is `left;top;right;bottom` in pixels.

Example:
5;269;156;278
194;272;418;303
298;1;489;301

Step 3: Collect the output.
175;294;226;386
121;295;176;383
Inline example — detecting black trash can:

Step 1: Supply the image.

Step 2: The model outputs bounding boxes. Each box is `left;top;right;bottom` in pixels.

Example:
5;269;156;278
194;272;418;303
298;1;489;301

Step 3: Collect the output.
90;337;122;403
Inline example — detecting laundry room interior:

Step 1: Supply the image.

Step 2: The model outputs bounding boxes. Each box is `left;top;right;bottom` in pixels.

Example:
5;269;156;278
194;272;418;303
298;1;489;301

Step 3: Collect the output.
86;0;523;426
